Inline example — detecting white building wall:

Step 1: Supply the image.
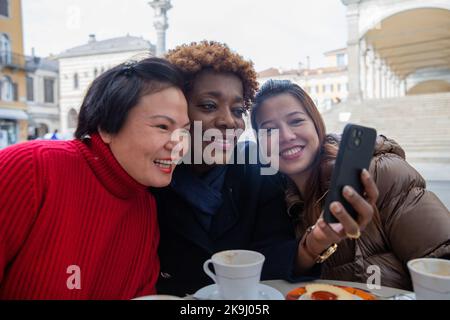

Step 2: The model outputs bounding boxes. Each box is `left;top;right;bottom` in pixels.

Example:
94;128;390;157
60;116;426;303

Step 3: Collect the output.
59;50;151;136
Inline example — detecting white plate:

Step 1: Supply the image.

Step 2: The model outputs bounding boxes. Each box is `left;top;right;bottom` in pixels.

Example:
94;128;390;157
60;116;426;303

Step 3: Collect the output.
297;293;363;300
133;294;184;300
193;283;284;300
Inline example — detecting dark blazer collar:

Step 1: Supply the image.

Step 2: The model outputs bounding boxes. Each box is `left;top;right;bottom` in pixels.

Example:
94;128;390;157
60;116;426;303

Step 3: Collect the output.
160;163;246;252
159;142;255;251
209;163;244;240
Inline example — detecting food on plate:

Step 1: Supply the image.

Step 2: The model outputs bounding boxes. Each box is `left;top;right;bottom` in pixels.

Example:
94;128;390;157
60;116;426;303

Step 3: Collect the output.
302;284;355;300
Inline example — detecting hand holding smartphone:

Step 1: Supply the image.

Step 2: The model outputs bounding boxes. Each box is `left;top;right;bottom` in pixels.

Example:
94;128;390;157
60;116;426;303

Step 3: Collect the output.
323;124;377;224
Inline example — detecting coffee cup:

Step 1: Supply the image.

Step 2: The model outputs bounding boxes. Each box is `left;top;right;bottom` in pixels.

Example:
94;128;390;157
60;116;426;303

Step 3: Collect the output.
407;258;450;300
203;249;265;300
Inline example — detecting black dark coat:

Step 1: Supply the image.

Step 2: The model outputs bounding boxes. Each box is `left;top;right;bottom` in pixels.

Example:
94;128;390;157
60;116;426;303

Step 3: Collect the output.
154;146;317;297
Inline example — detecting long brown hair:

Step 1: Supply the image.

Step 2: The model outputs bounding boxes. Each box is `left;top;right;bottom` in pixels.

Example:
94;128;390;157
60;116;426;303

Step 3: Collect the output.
251;80;338;228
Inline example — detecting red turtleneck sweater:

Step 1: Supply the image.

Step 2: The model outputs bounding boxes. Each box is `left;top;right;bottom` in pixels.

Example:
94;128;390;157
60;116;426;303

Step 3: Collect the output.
0;134;159;299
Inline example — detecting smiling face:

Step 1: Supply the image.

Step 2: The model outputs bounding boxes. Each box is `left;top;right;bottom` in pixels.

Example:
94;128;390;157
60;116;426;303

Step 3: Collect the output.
100;86;190;187
187;70;246;167
255;93;320;180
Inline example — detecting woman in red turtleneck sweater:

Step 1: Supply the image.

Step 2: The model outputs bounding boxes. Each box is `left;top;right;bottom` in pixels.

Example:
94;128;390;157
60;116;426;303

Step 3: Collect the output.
0;58;190;299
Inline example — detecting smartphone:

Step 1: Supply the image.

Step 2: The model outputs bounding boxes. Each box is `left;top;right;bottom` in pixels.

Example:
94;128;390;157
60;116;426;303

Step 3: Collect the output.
323;123;377;223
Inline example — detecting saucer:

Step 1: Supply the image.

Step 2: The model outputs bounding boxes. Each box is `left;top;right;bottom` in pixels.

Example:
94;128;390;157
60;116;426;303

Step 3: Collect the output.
133;294;184;300
193;283;284;300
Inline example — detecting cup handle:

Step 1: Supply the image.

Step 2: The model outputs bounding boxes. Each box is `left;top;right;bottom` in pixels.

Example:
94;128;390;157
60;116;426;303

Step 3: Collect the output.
203;259;217;283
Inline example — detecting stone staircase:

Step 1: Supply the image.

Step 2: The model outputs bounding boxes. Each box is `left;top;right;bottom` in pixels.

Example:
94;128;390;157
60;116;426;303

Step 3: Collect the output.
322;93;450;165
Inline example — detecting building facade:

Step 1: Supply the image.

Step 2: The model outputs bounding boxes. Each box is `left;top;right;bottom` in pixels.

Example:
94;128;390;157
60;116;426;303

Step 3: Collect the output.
342;0;450;101
0;0;28;149
258;49;349;113
25;54;59;138
57;35;156;137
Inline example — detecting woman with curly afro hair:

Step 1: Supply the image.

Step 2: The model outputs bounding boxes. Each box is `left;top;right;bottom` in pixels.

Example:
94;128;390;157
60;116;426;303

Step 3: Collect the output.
153;41;320;297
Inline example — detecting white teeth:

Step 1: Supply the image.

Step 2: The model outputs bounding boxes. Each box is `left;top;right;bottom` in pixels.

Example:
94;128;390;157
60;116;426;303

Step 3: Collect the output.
281;147;303;157
154;160;172;167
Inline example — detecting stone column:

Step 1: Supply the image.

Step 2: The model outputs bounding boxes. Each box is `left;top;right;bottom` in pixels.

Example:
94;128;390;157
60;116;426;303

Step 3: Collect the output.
402;79;407;96
381;64;387;99
345;2;363;102
366;50;374;99
369;49;377;99
60;108;68;137
389;72;395;98
387;70;392;98
393;77;399;97
360;40;368;100
374;57;381;99
149;0;172;57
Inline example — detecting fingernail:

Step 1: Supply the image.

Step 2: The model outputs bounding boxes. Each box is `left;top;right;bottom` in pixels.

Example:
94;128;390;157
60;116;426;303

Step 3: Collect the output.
344;186;354;197
330;202;341;213
362;169;370;179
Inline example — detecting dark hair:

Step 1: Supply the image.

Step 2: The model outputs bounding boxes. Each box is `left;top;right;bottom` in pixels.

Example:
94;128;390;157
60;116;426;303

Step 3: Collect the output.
251;79;338;229
75;57;184;139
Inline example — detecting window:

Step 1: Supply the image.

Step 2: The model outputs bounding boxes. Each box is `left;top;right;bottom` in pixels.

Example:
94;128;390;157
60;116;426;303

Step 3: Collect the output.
0;33;11;64
36;123;49;139
336;53;347;67
68;109;78;129
12;82;17;101
0;0;9;17
0;76;13;101
73;73;79;89
0;119;17;147
44;78;55;103
26;76;34;101
94;68;98;78
337;83;342;92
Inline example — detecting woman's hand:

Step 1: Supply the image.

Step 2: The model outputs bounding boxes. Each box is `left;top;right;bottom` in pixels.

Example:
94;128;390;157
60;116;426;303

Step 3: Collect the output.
307;169;379;255
295;169;379;274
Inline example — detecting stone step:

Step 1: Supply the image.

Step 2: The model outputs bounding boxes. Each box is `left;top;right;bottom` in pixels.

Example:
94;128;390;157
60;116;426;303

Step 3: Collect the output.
406;156;450;164
323;94;450;165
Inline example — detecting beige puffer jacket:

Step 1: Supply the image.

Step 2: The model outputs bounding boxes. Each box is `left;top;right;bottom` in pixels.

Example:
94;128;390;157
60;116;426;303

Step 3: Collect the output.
286;135;450;290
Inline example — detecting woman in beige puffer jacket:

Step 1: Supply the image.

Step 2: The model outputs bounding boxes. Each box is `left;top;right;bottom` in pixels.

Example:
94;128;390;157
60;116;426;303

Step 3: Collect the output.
285;134;450;290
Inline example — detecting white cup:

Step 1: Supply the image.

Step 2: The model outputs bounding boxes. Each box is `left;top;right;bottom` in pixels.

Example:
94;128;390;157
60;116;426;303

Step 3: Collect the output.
203;250;265;300
407;258;450;300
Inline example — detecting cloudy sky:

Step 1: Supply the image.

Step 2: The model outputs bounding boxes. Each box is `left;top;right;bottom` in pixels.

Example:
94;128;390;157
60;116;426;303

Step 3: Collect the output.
22;0;348;72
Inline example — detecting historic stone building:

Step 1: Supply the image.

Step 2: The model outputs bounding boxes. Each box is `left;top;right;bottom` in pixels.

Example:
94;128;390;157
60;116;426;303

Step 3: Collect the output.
258;48;349;113
342;0;450;101
57;35;156;137
25;54;59;139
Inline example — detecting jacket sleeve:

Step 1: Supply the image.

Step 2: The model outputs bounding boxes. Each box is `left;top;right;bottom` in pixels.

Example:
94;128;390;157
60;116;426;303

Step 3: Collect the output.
372;153;450;263
251;173;321;282
0;144;42;284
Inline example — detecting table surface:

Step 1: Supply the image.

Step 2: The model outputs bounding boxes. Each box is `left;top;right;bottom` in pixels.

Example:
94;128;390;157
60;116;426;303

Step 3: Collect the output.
262;279;415;300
